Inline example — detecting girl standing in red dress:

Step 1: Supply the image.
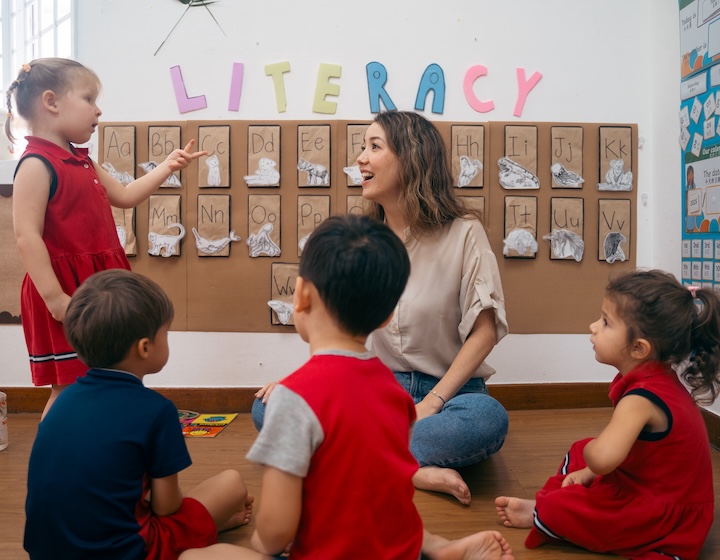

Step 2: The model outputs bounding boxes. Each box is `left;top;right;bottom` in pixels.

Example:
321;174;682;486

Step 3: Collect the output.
6;58;205;418
496;269;719;559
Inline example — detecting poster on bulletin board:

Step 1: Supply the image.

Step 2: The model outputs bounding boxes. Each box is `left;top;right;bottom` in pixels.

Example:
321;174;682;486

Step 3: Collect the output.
680;1;720;288
680;0;720;79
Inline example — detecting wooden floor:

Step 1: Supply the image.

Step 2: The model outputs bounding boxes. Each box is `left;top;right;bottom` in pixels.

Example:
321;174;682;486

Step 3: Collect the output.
2;408;719;559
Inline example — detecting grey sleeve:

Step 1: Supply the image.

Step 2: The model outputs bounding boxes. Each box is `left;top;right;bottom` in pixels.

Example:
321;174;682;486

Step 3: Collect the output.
246;384;324;477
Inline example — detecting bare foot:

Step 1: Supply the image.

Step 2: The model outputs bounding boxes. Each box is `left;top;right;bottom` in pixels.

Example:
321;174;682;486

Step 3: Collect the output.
494;496;534;529
219;495;254;532
413;466;471;505
425;530;514;560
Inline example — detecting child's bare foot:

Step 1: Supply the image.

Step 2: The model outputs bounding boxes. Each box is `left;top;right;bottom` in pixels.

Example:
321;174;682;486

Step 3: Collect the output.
413;466;471;505
424;530;514;560
219;495;254;532
494;496;534;528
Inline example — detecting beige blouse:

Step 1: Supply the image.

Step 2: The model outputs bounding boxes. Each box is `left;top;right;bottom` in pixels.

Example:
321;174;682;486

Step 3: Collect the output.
368;217;508;380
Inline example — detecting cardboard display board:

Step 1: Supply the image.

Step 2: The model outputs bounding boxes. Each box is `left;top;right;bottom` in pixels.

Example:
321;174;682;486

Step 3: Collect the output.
0;120;636;335
0;185;23;323
483;121;637;333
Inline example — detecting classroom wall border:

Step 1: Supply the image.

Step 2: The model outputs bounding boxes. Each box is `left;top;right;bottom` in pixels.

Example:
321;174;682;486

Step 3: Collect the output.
5;385;718;450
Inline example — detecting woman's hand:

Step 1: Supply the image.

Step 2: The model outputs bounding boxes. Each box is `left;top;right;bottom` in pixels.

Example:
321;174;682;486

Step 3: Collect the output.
415;394;444;422
255;381;279;404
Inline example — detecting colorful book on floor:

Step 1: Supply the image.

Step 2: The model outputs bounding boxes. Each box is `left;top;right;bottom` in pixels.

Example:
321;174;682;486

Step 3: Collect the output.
178;410;238;437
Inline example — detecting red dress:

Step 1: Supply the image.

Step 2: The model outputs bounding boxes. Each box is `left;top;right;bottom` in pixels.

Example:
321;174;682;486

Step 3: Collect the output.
18;137;130;386
526;361;714;559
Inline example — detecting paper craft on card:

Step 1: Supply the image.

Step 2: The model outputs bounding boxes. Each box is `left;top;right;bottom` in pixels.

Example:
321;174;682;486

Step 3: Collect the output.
147;194;184;257
139;161;182;187
346;124;369;187
198;126;231;188
457;156;483;187
148;223;185;257
682;240;691;258
343;165;362;185
503;228;538;257
102;162;134;184
297;125;331;187
705;117;717;139
692;261;702;280
543;229;584;261
703;261;713;281
297;159;330;186
347;195;364;215
687;189;702;216
545;197;584;261
707;185;720;214
451;125;485;188
704;239;714;259
112;207;136;256
195;194;238;257
692;239;703;258
247;195;281;257
498;157;539;189
246;126;281;187
550;126;583;189
297;195;330;256
268;300;293;325
691;97;703;123
602;232;627;263
148;126;182;187
504;196;538;258
269;263;298;325
704;94;717;119
193;228;240;255
550;163;584;188
598;199;630;263
597;160;633;191
682;261;691;280
680;106;690;128
247;222;281;257
691;132;704;157
504;125;538;176
680;127;692;151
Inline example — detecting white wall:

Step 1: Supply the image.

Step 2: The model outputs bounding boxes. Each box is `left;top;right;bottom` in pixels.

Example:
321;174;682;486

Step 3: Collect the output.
4;1;714;414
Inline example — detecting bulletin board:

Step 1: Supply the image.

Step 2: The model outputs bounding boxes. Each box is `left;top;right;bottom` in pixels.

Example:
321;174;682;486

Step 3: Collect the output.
679;1;720;290
0;119;637;334
679;0;720;79
483;122;637;333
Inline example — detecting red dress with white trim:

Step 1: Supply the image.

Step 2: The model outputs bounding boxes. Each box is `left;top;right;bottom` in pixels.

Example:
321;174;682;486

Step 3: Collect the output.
526;361;714;559
18;136;130;386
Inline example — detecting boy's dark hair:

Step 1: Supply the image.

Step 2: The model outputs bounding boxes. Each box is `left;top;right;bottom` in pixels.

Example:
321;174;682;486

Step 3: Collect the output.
64;269;174;368
299;214;410;337
607;269;720;404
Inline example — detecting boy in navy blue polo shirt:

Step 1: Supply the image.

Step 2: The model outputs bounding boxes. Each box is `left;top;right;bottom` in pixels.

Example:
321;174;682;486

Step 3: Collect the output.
24;269;253;560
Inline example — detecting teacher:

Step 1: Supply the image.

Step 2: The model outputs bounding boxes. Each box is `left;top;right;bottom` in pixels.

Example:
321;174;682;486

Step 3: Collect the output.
359;110;509;505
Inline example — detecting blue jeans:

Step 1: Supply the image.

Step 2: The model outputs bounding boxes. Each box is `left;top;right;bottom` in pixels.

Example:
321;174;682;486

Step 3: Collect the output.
395;371;508;468
251;370;508;469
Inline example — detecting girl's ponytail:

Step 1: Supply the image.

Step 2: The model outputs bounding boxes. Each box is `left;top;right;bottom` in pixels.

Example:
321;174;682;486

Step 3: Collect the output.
4;63;31;144
684;288;720;404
